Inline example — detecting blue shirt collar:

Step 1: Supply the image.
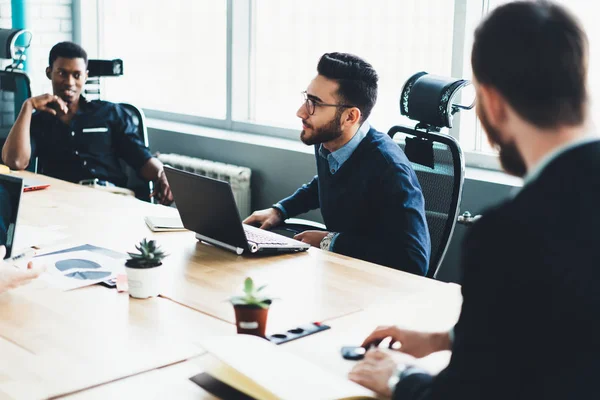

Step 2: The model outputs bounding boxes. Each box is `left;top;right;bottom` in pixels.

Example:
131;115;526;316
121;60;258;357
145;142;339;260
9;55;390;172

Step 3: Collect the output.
319;121;370;174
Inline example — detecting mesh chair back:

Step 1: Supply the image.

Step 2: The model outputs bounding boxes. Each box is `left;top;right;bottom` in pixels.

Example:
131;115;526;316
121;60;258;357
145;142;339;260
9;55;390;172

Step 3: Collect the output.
0;70;33;171
388;126;464;278
119;103;153;202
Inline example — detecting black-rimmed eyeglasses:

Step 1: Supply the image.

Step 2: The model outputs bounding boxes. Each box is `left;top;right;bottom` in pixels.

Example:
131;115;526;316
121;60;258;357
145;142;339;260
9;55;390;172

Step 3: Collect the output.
301;91;353;116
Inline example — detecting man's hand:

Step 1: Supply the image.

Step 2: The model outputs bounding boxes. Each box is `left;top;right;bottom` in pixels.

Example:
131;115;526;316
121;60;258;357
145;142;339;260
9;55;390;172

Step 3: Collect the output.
151;169;173;205
348;348;396;398
293;230;329;247
361;325;451;359
243;208;283;230
28;94;68;115
0;246;44;294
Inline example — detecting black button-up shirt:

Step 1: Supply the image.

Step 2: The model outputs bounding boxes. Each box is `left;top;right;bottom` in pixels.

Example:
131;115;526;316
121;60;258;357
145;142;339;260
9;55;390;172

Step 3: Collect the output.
30;97;152;188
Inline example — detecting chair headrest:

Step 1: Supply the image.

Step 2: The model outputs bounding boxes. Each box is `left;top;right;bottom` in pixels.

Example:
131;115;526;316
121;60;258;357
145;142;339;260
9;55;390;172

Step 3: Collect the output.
0;28;32;69
87;59;123;77
400;72;474;129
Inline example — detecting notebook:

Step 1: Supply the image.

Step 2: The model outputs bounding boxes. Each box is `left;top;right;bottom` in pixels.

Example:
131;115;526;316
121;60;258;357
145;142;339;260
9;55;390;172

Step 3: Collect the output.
23;177;50;192
144;215;186;232
194;334;376;400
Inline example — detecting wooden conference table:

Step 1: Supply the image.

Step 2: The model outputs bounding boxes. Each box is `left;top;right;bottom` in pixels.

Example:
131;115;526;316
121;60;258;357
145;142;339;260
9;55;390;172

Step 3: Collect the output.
0;172;463;399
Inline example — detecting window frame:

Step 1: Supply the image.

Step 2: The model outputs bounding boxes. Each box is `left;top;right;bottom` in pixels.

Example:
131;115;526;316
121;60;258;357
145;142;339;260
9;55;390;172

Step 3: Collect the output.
77;0;501;171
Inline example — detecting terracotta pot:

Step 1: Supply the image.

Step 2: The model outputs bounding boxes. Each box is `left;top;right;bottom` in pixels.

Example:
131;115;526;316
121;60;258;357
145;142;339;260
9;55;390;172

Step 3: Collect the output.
233;304;270;337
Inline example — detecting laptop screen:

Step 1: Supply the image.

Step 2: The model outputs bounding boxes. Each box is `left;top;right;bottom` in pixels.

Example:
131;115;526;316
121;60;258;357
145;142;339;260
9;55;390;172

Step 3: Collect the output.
0;174;23;258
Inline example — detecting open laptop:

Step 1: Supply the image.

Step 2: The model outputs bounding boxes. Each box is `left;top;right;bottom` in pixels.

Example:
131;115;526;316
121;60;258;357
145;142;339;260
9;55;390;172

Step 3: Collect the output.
0;174;23;258
164;166;310;255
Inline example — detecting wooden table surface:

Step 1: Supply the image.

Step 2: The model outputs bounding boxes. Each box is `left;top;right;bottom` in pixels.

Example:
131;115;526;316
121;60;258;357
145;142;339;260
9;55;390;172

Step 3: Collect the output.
0;171;463;399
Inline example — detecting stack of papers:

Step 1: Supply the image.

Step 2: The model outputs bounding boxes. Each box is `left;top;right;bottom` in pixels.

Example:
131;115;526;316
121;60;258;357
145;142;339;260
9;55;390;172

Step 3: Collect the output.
196;334;376;400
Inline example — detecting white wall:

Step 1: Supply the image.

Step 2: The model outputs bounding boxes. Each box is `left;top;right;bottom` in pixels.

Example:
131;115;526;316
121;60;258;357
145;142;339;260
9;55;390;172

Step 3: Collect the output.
0;0;73;96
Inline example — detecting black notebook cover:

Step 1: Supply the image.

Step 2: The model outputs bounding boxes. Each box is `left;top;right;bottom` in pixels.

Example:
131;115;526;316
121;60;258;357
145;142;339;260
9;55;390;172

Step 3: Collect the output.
189;372;256;400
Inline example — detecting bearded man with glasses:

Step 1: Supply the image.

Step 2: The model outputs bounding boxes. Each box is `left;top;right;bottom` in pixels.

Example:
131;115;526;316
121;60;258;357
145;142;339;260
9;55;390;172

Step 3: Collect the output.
244;52;430;276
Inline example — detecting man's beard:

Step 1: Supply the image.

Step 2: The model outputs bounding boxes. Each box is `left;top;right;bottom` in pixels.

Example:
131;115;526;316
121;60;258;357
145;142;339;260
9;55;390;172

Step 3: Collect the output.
479;106;527;178
300;110;343;145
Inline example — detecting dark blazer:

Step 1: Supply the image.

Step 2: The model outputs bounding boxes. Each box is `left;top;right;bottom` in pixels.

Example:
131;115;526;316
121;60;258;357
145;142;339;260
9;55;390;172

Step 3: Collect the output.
395;140;600;400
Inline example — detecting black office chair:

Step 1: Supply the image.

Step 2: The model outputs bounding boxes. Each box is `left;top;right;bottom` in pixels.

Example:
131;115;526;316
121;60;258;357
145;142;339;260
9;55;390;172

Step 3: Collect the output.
119;102;154;202
0;69;35;171
85;59;153;202
387;71;475;278
0;28;33;161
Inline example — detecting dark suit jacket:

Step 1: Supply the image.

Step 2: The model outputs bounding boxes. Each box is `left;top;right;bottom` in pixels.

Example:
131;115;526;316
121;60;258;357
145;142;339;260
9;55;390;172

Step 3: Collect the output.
394;140;600;400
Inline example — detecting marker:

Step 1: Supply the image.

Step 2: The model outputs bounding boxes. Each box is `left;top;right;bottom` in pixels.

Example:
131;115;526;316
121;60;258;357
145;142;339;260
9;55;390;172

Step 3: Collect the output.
7;248;37;269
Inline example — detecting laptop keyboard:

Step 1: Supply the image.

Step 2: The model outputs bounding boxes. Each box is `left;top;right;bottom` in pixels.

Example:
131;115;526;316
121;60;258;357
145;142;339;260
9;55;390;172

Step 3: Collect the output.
243;226;294;246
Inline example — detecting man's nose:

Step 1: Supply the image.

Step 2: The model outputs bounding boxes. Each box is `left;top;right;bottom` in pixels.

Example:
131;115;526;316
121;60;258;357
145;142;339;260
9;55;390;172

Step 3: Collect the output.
297;104;308;119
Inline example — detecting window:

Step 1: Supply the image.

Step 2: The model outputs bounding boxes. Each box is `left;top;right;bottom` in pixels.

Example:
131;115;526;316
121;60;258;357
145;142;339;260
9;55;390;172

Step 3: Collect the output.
243;0;455;133
462;0;600;156
97;0;227;119
85;1;600;169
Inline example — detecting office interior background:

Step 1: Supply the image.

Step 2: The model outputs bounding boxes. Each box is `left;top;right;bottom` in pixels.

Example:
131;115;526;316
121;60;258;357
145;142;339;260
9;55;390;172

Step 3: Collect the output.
2;0;596;282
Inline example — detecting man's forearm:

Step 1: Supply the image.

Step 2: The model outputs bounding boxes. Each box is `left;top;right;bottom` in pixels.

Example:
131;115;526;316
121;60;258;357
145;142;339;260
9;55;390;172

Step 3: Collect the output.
2;101;34;170
278;177;320;218
431;331;452;352
139;157;163;182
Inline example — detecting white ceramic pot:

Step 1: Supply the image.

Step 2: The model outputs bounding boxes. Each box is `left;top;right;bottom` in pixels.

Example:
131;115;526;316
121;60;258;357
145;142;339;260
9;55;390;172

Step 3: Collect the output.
125;263;162;299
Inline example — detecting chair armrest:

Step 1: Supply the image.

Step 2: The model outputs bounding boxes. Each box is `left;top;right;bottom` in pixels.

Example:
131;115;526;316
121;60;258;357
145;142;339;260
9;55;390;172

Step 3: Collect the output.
271;218;327;236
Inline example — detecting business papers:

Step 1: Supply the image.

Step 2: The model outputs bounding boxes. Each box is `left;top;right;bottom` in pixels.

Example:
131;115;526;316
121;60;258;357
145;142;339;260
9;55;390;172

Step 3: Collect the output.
197;334;376;400
35;250;122;291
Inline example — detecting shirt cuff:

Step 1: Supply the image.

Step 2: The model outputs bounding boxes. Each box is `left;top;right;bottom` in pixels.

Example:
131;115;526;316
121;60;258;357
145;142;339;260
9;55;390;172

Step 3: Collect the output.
388;365;427;394
401;366;428;380
272;203;288;220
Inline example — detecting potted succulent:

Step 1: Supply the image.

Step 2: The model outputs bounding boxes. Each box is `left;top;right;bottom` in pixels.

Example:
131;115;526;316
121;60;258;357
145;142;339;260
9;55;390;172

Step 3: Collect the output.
230;277;274;337
125;238;168;299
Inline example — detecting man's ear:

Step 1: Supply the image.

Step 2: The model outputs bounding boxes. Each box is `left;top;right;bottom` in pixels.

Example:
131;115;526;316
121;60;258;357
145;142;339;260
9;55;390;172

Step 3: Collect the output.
342;107;361;127
45;67;52;80
84;70;89;82
478;84;507;127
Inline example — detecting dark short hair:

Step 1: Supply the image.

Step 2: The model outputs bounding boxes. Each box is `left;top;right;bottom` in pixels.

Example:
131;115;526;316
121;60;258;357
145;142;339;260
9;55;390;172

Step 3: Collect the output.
49;41;88;68
472;1;587;128
317;52;378;123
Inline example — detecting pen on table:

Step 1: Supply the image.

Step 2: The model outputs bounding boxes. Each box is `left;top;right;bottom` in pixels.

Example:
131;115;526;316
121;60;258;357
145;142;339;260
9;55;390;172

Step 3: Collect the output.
8;248;37;269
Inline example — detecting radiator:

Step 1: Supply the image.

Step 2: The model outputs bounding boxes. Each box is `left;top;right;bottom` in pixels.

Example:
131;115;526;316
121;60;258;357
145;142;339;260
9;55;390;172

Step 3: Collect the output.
158;153;252;218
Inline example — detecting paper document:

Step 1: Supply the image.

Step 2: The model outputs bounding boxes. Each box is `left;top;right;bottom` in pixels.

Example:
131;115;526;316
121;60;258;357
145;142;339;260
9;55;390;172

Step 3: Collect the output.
35;250;122;291
14;224;70;249
198;334;376;400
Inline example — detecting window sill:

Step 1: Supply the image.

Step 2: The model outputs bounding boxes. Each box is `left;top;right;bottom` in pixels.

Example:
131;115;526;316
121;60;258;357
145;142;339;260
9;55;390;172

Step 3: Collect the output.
147;118;314;155
147;118;523;189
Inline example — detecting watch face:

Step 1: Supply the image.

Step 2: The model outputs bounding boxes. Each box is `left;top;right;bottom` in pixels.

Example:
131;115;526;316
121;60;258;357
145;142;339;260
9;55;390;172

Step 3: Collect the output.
388;365;409;392
320;233;333;250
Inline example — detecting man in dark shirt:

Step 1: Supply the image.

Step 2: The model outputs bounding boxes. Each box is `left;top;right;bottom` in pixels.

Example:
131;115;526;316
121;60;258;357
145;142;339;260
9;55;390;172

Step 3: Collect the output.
1;41;173;204
244;53;430;276
349;3;600;399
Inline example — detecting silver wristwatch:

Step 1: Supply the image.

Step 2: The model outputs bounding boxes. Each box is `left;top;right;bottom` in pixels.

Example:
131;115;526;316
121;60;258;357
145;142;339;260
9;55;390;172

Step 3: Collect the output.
319;232;336;250
387;364;408;394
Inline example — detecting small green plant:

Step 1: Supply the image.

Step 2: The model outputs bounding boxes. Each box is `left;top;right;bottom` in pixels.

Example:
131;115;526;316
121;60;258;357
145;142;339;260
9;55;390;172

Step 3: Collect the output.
229;277;274;309
126;238;168;268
